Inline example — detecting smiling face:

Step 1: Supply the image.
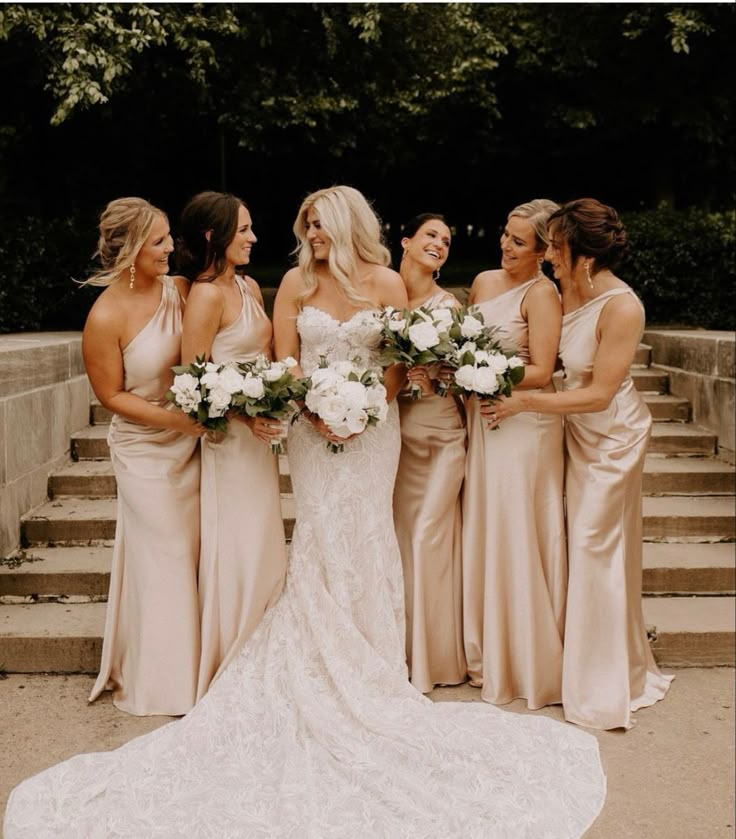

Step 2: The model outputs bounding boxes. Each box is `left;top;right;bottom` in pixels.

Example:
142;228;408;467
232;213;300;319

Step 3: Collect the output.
224;205;257;267
402;219;451;273
305;206;331;261
134;213;173;279
545;223;575;283
499;215;543;279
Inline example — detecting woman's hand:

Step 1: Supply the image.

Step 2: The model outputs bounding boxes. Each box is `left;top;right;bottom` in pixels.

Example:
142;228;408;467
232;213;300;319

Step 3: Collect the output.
480;393;525;429
406;365;434;397
172;412;207;437
235;414;287;446
302;410;360;445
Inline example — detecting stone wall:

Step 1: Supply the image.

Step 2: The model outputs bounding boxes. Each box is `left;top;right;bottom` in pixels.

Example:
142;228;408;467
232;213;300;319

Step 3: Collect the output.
644;329;736;462
0;333;90;556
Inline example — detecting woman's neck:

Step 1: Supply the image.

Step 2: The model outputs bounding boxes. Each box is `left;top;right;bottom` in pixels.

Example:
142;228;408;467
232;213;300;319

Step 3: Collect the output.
400;262;438;308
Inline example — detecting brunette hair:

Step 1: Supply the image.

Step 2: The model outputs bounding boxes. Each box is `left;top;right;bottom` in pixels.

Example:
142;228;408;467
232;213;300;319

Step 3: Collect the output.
508;199;559;251
176;191;248;282
82;197;165;287
548;198;629;271
402;213;450;240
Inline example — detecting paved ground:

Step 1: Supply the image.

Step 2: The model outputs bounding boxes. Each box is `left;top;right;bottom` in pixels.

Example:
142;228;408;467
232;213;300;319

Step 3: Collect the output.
1;668;733;838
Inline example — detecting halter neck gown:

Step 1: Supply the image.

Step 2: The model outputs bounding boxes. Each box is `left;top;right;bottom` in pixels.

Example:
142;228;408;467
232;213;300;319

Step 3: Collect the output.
196;275;286;700
88;275;201;716
393;289;467;693
560;286;672;729
463;276;567;708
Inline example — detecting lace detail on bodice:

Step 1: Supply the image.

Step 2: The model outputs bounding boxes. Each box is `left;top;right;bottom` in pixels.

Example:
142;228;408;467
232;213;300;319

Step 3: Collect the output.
297;306;383;374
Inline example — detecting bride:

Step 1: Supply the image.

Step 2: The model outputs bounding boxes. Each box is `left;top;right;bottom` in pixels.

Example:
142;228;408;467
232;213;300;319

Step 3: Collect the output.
4;186;605;839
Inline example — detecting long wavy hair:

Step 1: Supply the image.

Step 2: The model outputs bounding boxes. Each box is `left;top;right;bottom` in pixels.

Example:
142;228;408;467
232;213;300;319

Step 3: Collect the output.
293;185;391;308
176;191;247;282
82;197;164;287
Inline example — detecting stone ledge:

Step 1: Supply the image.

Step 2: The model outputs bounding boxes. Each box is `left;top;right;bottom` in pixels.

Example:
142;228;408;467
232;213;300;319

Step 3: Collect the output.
643;329;735;379
0;332;84;399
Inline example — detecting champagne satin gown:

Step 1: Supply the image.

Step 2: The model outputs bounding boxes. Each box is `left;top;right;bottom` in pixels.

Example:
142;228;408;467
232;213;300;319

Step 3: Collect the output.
463;276;567;708
88;275;201;717
196;275;286;700
393;290;467;693
561;286;673;730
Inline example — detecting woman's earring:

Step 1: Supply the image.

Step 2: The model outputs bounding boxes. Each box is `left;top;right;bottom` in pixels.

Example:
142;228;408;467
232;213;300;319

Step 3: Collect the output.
584;261;594;290
129;265;136;289
433;269;441;282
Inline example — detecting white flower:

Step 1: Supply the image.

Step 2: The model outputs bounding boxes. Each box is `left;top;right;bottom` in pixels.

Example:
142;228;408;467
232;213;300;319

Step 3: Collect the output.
462;341;478;356
508;355;524;369
474;350;491;365
387;317;406;332
485;353;510;375
473;367;500;395
282;356;298;368
408;321;441;352
208;385;232;415
339;380;369;412
333;360;357;379
263;362;286;382
432;307;454;330
218;365;248;395
454;365;476;390
242;374;265;399
310;367;343;391
317;394;348;427
460;314;484;338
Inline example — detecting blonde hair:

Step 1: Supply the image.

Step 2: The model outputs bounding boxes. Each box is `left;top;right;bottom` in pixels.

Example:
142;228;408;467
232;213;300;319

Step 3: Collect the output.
293;185;390;308
82;197;165;287
508;198;560;251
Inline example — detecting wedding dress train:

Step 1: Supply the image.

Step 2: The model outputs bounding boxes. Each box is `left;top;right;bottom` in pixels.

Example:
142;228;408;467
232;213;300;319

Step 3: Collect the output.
4;306;605;839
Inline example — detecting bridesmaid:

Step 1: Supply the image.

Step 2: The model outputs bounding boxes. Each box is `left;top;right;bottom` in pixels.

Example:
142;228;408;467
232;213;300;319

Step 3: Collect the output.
393;214;467;693
177;191;287;700
462;199;567;709
490;197;673;729
85;197;204;716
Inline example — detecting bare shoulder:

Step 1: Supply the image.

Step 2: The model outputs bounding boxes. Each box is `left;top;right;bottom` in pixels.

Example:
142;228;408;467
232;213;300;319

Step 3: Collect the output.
276;267;306;297
471;269;504;293
599;289;645;335
526;277;561;304
187;279;223;306
84;287;124;336
170;275;192;300
372;265;404;291
370;266;407;308
242;274;265;304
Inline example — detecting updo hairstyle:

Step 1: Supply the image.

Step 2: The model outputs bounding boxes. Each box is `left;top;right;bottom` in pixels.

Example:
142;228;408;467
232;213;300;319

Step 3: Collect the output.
402;213;450;240
84;197;165;287
176;191;248;282
508;199;560;251
548;198;629;272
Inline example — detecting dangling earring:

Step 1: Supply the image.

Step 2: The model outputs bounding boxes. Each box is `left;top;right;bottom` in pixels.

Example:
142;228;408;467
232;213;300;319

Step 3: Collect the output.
129;265;136;289
584;261;594;290
433;268;441;282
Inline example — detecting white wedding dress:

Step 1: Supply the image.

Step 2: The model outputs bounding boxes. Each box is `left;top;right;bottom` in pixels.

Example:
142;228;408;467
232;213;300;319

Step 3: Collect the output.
4;306;606;839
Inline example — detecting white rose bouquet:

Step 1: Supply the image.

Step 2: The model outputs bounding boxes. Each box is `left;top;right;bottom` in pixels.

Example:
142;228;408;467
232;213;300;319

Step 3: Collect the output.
231;355;305;454
167;356;247;433
379;305;456;399
301;357;389;453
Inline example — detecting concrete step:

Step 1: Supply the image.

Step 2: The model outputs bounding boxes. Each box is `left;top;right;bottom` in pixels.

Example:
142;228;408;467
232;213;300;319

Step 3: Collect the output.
648;424;717;455
0;546;112;598
21;498;118;545
71;425;110;460
21;495;297;546
0;601;104;672
644;596;735;667
642;495;735;542
90;400;112;425
633;344;652;367
49;460;117;498
643;394;690;422
643;456;735;496
643;543;735;594
632;368;669;394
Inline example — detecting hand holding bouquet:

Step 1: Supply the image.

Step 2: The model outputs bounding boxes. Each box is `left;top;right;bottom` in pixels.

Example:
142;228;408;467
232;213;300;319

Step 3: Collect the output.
302;357;389;453
231;355;305;454
167;356;247;433
379;305;456;399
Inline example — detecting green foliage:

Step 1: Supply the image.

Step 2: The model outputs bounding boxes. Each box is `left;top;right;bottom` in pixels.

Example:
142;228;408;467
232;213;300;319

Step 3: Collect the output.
620;208;735;329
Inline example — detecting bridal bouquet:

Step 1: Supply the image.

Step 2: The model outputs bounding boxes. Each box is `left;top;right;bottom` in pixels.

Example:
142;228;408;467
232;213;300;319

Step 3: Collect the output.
231;355;305;454
167;356;246;433
302;357;389;453
379;305;456;399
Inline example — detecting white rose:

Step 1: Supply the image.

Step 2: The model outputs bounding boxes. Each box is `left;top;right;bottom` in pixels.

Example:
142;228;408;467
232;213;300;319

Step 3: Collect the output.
200;370;221;390
342;407;369;435
263;362;286;382
388;317;406;332
408;321;441;352
171;373;200;397
460;315;484;338
317;394;348;428
218;365;247;395
333;360;357;379
508;355;524;370
485;353;509;375
242;374;265;399
473;367;500;395
432;307;454;330
473;350;491;365
338;380;369;412
454;365;476;390
310;367;342;391
365;382;387;409
208;385;232;415
282;356;298;368
461;341;478;357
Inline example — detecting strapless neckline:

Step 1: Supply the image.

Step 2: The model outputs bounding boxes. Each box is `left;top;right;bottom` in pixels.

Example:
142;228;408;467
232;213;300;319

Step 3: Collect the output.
300;305;378;327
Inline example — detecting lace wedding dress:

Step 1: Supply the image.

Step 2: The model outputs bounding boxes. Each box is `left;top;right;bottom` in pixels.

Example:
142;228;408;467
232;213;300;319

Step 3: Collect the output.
4;306;605;839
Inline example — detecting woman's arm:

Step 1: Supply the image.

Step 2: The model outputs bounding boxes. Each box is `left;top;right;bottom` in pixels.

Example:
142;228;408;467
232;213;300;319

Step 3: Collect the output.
273;268;304;376
487;293;644;423
376;268;409;402
516;280;561;390
181;282;223;365
83;304;203;436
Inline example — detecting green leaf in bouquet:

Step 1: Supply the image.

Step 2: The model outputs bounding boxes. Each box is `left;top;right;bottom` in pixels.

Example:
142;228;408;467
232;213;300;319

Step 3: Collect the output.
197;404;209;423
509;366;525;386
171;365;191;375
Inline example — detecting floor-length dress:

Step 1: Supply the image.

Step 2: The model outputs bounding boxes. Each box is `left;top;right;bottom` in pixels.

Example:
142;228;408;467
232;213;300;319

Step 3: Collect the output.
196;276;286;699
88;275;201;717
561;287;673;730
4;305;606;839
463;276;567;708
394;290;467;692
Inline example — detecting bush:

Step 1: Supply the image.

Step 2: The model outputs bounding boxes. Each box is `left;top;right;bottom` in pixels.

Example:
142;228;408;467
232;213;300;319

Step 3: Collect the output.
620;207;735;330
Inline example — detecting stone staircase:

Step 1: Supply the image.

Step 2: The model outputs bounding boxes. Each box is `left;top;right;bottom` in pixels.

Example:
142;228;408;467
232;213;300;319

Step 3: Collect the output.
0;344;734;673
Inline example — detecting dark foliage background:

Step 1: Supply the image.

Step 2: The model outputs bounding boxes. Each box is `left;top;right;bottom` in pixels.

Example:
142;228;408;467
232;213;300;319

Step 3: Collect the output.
0;3;734;331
